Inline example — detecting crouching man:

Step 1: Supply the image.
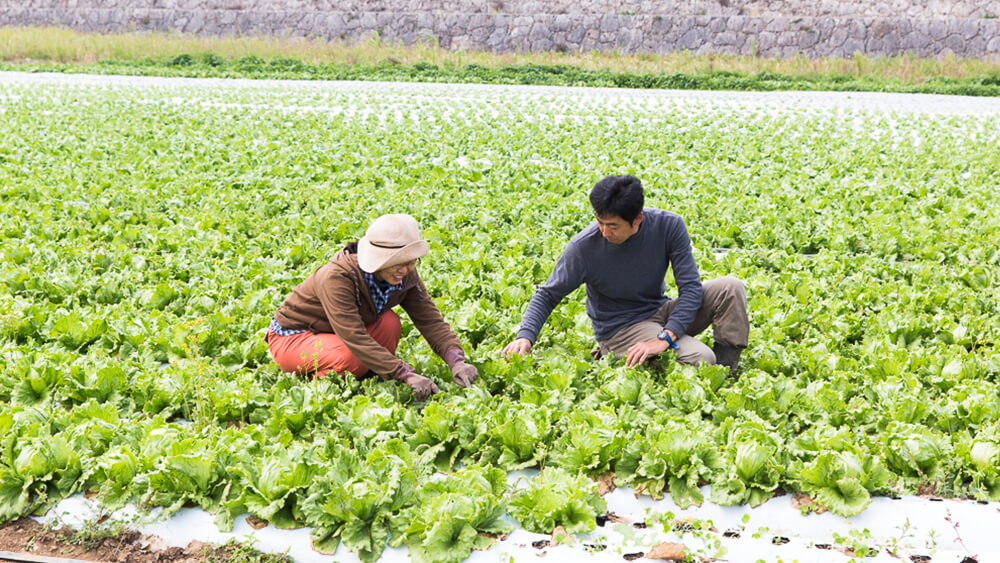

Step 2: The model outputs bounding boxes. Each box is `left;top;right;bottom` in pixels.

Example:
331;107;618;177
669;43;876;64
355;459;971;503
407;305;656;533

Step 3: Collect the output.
501;175;749;373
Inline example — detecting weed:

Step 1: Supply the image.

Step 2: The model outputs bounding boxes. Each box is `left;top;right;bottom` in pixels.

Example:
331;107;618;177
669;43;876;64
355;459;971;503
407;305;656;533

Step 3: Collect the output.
44;508;141;551
885;518;916;555
926;528;939;552
832;528;874;557
945;508;978;561
204;537;294;563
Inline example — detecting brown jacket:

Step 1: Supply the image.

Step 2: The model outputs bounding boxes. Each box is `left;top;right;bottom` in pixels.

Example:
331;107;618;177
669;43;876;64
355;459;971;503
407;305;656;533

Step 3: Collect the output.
273;246;463;378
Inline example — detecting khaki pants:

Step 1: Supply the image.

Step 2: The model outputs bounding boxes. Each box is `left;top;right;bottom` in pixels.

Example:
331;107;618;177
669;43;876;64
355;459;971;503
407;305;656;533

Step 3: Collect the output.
596;276;749;366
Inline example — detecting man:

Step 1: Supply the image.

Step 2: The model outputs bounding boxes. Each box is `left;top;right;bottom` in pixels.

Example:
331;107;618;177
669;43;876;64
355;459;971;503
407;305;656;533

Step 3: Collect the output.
501;175;748;373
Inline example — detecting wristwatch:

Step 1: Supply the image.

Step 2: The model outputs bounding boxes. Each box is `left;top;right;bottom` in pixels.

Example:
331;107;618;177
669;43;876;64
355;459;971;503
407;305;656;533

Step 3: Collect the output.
657;328;679;349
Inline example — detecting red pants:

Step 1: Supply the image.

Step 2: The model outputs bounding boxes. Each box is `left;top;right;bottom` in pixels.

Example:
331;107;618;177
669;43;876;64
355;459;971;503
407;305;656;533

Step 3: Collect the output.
266;311;401;378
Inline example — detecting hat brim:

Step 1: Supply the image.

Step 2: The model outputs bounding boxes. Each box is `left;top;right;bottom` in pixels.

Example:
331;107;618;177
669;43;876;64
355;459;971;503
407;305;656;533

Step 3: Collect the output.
357;238;430;273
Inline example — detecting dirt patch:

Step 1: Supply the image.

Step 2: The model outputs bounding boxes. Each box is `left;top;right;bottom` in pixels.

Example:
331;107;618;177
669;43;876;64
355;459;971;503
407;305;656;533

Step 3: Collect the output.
596;511;629;527
594;472;617;496
790;493;827;514
245;515;269;530
646;542;686;561
916;482;939;497
0;517;288;563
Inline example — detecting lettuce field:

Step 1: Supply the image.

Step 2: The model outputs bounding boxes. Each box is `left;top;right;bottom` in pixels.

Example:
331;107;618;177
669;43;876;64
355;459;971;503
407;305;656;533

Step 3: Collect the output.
2;73;1000;562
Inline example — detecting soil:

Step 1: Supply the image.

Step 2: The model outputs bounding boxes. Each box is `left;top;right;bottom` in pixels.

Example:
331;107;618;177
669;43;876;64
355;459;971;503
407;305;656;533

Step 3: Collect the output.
0;517;279;563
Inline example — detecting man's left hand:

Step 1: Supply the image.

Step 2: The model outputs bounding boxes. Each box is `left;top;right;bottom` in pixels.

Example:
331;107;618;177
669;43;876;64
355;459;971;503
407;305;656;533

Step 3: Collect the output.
625;339;671;367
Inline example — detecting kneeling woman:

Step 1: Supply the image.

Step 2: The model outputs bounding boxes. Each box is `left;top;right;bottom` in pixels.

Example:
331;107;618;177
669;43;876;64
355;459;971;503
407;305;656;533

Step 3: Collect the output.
266;214;477;399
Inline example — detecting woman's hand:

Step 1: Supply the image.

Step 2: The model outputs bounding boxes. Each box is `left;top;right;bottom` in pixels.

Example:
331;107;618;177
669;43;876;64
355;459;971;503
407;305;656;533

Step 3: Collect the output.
451;362;479;387
444;348;479;387
394;362;440;400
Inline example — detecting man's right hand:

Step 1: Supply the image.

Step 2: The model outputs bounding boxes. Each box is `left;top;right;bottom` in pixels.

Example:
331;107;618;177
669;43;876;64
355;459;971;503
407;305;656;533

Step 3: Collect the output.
501;338;533;360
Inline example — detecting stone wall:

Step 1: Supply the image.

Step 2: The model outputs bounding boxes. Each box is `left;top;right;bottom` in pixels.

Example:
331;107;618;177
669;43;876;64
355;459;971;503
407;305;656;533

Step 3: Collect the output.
3;0;1000;58
7;0;1000;18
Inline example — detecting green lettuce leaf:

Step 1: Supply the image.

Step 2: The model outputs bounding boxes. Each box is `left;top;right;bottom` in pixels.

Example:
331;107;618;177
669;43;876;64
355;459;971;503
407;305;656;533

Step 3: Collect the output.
510;467;606;535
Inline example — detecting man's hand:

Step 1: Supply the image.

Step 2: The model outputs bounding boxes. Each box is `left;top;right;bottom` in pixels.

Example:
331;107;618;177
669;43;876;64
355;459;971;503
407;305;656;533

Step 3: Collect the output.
501;338;533;360
625;339;671;367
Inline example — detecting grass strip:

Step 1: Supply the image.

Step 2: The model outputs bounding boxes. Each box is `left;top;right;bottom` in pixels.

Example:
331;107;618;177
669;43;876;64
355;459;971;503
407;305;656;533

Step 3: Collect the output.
2;26;1000;95
6;55;1000;97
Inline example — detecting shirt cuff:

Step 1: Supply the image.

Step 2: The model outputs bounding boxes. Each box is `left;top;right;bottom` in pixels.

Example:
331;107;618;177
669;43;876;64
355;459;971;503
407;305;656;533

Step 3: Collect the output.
515;329;537;344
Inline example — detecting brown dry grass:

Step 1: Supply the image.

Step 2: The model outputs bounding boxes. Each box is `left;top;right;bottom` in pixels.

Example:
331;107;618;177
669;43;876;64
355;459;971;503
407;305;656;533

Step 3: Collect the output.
2;26;999;82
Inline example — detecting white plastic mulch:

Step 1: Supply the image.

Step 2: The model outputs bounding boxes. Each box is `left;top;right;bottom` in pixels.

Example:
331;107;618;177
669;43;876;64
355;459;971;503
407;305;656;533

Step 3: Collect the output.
4;71;1000;118
36;485;999;563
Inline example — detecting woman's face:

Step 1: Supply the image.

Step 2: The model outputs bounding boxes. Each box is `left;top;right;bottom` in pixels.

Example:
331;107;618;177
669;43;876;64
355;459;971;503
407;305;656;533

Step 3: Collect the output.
375;259;418;285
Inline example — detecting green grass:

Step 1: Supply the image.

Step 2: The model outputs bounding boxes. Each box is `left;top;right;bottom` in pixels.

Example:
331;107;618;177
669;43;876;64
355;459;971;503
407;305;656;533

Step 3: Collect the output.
3;26;1000;95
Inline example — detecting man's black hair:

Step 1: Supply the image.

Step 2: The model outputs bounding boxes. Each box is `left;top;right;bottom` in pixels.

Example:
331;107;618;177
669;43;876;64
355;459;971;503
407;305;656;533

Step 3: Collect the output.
589;175;644;223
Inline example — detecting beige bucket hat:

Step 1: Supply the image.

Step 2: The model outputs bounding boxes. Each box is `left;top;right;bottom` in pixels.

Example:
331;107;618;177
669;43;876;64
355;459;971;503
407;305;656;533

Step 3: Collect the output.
357;214;430;273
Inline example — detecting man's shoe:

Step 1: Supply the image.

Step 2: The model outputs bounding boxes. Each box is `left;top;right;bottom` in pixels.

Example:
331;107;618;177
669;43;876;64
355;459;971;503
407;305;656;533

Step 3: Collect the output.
713;344;744;376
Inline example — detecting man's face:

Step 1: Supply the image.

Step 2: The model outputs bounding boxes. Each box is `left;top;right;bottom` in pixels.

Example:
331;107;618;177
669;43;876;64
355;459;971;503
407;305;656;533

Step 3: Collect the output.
596;212;642;244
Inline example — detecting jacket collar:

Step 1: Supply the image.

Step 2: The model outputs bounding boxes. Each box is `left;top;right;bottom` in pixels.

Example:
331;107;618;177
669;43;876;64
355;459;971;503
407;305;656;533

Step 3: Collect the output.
331;247;419;296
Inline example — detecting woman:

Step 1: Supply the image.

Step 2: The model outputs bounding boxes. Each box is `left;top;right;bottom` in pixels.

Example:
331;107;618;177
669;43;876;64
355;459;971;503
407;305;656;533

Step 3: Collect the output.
266;214;478;399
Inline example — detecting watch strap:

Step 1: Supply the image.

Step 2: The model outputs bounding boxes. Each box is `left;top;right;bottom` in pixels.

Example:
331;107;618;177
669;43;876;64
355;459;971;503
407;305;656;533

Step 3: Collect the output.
658;328;679;350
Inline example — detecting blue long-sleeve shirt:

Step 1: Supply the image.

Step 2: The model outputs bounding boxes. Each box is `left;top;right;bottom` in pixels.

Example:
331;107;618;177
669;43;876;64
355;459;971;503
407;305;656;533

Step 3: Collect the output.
516;208;703;343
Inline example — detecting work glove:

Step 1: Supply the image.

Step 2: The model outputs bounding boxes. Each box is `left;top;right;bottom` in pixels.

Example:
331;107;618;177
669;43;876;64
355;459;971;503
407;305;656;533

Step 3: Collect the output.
394;362;439;400
444;348;479;387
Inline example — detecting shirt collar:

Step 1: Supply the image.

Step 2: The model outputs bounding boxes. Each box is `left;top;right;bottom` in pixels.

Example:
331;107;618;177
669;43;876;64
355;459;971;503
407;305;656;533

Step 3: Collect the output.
362;270;402;291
